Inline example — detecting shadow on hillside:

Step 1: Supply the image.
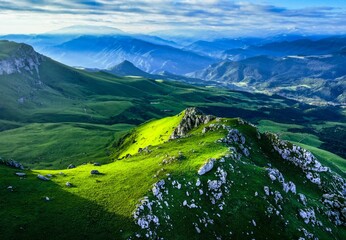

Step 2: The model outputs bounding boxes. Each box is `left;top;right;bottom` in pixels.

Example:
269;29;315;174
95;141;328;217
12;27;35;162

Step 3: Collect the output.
201;104;345;124
0;168;135;240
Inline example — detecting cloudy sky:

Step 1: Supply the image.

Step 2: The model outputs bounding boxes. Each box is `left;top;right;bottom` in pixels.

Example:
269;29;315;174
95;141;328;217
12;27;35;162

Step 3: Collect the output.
0;0;345;35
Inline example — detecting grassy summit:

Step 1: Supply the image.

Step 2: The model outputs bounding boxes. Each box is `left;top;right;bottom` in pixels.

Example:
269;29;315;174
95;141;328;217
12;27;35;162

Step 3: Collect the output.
0;108;345;239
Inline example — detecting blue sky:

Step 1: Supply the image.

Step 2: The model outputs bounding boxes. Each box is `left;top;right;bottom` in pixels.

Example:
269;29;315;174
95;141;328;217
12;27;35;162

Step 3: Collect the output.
0;0;345;35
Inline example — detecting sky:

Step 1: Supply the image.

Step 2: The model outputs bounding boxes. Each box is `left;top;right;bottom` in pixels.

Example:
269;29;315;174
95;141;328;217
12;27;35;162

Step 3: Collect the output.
0;0;346;36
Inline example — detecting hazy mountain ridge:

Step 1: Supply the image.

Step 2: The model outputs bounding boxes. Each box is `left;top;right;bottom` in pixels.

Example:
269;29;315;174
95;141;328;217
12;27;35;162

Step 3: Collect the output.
191;53;346;104
1;29;345;105
223;37;346;60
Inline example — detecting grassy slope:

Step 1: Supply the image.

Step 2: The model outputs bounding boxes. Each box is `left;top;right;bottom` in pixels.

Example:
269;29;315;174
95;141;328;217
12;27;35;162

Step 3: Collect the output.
115;111;185;158
0;114;228;239
0;123;133;169
0;112;345;239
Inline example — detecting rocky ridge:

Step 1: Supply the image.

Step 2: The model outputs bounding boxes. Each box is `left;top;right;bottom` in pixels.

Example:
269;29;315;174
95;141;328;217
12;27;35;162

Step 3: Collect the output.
170;107;215;139
130;111;345;239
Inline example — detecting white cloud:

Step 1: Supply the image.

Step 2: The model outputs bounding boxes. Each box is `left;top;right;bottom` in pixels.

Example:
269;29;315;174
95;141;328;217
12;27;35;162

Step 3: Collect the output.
0;0;345;35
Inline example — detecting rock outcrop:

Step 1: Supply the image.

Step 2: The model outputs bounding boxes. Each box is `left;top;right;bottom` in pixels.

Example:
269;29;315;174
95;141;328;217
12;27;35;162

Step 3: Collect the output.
170;107;215;139
0;41;43;76
0;159;24;169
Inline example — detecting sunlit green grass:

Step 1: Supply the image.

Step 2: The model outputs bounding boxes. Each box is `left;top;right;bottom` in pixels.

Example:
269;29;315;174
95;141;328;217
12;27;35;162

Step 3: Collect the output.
1;114;344;239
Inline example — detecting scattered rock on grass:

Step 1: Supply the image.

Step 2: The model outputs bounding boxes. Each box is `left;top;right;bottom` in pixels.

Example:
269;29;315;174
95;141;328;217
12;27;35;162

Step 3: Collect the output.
67;164;75;169
198;158;215;175
37;174;50;181
15;172;26;177
91;170;100;175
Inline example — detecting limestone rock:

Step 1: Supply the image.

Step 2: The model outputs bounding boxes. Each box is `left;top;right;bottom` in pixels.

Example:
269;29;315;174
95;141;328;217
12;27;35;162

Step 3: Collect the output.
198;158;215;175
1;159;24;169
0;42;42;76
170;107;215;139
37;174;50;181
15;172;26;177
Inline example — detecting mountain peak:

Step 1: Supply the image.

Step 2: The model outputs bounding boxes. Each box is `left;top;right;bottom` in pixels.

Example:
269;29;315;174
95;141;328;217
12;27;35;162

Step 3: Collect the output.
118;60;136;67
108;60;151;77
170;107;215;139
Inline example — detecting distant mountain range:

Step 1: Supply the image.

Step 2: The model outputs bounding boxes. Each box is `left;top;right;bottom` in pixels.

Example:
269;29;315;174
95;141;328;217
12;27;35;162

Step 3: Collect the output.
223;37;346;61
1;26;345;104
0;26;216;75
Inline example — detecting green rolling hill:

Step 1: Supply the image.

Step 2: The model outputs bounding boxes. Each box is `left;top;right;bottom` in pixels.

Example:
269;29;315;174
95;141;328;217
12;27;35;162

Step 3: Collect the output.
0;108;345;239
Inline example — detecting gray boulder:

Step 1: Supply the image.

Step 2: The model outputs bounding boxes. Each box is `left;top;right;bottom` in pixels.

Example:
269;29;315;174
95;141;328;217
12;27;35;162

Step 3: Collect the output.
91;170;100;175
37;174;50;181
15;172;26;177
198;158;215;175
